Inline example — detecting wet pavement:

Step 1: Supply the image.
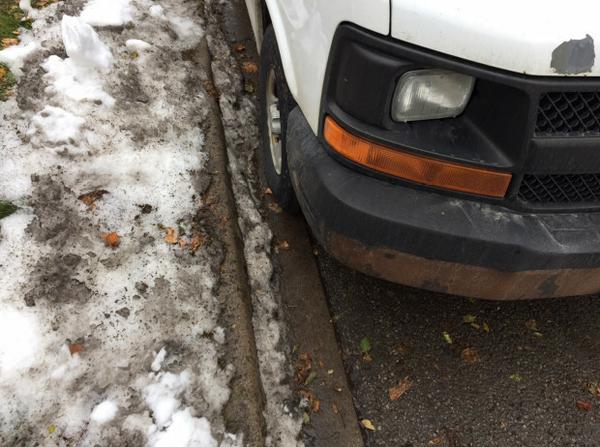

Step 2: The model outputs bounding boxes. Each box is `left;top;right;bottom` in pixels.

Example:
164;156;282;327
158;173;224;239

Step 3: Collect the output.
317;251;600;447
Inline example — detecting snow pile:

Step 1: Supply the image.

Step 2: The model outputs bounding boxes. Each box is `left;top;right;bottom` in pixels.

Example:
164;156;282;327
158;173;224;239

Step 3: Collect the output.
0;0;235;445
80;0;133;27
62;16;113;71
41;16;115;107
204;1;304;445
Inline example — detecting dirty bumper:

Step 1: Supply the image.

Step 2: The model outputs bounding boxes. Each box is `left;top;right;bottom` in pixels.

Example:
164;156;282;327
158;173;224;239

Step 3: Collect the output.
286;107;600;300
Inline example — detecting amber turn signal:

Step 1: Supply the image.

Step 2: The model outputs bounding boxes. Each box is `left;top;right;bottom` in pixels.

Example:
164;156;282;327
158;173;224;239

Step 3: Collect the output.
323;116;511;198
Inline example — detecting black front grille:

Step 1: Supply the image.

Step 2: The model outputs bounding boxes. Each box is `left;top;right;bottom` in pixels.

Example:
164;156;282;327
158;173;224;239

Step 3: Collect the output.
519;174;600;204
536;92;600;136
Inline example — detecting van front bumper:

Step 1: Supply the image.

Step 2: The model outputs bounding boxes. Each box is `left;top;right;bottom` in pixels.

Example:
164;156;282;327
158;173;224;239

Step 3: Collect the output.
287;107;600;300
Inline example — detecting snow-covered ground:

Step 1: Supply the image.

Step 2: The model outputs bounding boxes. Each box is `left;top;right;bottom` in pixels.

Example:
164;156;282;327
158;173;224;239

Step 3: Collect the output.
0;0;302;445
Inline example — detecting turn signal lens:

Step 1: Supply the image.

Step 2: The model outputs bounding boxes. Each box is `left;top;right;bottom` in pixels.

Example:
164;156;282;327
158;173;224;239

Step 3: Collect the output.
324;117;511;198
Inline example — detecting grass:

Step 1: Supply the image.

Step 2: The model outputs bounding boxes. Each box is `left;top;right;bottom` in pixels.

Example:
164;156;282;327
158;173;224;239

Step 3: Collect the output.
0;200;18;220
0;0;30;100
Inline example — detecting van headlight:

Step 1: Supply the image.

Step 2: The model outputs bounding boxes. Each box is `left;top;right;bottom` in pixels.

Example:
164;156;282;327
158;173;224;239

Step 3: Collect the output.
391;69;475;122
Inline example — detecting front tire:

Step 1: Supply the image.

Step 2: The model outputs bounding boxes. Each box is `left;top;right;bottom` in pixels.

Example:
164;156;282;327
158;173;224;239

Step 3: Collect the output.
258;26;298;213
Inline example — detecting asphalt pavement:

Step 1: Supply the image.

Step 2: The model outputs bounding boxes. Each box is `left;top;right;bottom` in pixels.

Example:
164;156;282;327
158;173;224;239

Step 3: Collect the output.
317;250;600;447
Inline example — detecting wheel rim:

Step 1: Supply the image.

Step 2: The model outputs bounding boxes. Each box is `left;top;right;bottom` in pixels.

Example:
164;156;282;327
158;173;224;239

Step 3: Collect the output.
266;68;282;175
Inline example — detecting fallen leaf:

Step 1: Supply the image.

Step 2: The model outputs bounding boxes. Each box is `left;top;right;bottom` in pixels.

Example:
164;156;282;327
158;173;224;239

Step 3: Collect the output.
102;232;120;248
233;42;246;53
164;227;178;244
577;400;592;411
360;337;372;354
303;411;310;424
1;37;19;48
48;424;56;434
275;240;290;251
525;319;538;331
78;189;109;210
361;419;376;431
428;435;445;446
461;347;480;363
268;202;283;213
509;374;523;382
388;376;413;401
391;343;409;355
442;331;453;345
189;234;205;253
586;383;600;397
305;371;317;385
241;61;258;73
264;187;273;195
463;314;477;324
312;399;321;413
68;343;84;355
295;352;312;383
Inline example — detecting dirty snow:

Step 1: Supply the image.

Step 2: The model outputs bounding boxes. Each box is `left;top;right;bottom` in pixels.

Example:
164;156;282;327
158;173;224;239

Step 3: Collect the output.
0;0;239;445
204;0;304;445
28;105;85;144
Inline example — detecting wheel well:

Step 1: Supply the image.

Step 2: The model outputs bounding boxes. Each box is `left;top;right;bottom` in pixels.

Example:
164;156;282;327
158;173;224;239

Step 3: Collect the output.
261;0;271;31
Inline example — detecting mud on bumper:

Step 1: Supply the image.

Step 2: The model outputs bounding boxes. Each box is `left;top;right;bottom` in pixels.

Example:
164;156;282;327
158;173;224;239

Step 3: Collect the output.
287;107;600;300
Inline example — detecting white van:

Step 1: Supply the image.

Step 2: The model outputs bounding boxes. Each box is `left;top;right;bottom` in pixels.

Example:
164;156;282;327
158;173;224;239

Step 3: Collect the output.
245;0;600;300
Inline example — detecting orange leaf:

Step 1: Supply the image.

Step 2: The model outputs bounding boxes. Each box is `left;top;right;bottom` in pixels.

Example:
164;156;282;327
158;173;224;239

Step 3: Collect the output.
461;347;480;364
577;400;592;411
164;227;178;244
233;42;246;53
102;232;120;248
241;61;258;73
1;38;19;48
68;343;84;355
388;376;413;401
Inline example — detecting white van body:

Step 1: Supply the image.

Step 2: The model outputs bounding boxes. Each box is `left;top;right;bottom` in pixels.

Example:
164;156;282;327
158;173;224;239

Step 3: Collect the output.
245;0;600;133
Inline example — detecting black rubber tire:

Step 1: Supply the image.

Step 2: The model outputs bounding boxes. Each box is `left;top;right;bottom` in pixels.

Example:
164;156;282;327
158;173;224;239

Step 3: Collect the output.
258;26;299;213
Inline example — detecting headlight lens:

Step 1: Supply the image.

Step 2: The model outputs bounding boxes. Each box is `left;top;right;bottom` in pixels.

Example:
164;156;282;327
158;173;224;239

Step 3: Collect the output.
391;69;475;122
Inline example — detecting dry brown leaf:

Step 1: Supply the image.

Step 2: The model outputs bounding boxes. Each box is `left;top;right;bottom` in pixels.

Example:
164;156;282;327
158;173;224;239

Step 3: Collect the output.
1;38;19;48
388;376;413;401
295;352;312;384
264;187;273;195
587;383;600;397
233;42;246;53
189;234;205;253
461;347;480;364
525;319;538;331
164;227;178;244
68;343;84;355
311;399;321;413
78;189;109;210
428;435;445;446
241;61;258;73
360;419;376;431
102;232;120;248
577;400;592;411
275;240;290;251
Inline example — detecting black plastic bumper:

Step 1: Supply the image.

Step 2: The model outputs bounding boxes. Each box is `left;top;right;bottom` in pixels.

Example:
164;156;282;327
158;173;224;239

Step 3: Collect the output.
287;107;600;299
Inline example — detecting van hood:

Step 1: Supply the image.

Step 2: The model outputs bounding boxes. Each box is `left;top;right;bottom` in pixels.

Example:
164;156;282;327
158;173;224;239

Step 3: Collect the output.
391;0;600;76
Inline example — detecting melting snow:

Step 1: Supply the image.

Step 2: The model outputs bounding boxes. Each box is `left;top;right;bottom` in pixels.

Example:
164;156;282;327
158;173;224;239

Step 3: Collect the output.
90;400;119;424
80;0;133;27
